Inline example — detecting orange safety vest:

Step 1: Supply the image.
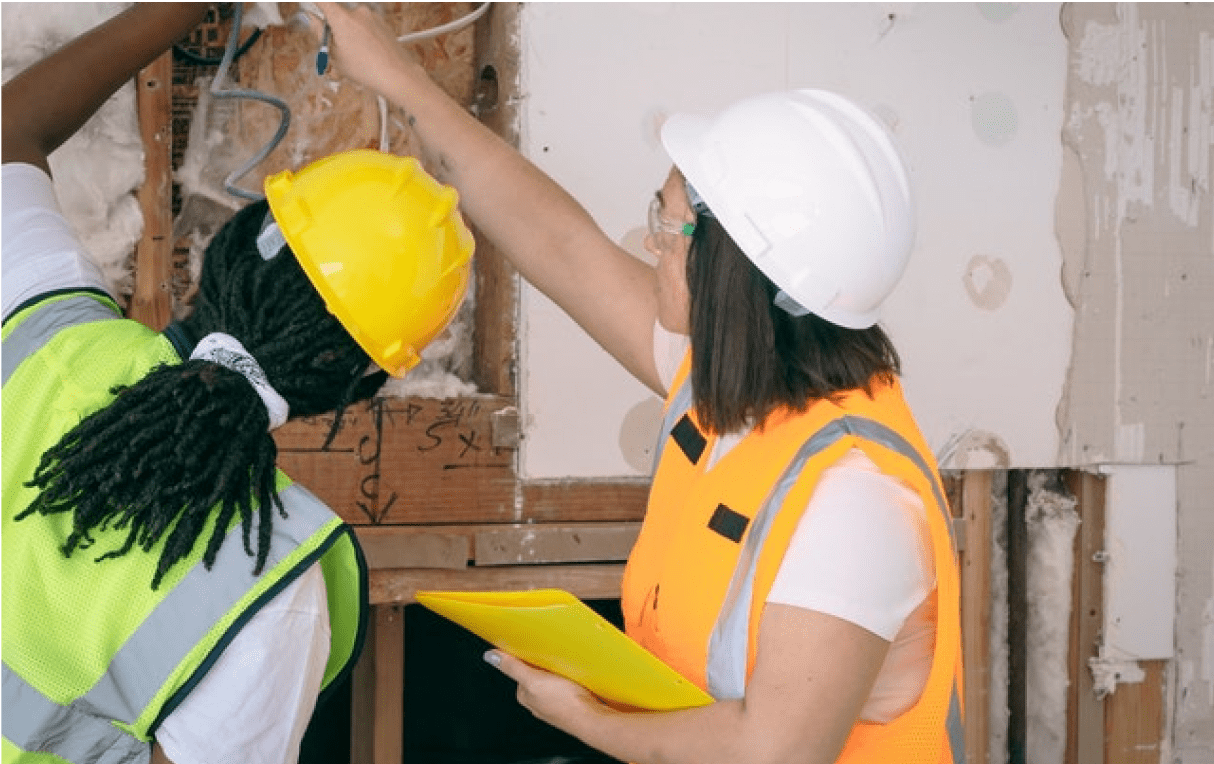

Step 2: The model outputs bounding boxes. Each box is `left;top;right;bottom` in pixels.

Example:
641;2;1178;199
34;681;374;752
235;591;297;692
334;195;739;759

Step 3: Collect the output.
621;355;965;764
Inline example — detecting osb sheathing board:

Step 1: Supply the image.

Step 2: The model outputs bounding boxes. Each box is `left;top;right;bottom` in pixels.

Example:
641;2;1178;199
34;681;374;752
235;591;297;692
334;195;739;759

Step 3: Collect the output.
189;3;477;198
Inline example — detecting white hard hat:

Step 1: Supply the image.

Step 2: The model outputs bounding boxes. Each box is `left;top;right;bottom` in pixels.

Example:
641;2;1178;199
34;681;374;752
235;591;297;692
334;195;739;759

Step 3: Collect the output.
661;89;914;329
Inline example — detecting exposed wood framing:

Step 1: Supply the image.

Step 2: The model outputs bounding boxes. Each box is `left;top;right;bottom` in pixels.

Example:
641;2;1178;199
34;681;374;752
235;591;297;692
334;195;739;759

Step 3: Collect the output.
1106;661;1166;764
131;51;174;330
274;397;516;525
948;471;993;764
945;471;992;764
368;563;626;606
468;2;521;396
1063;471;1166;764
353;522;642;569
521;480;650;523
351;604;406;764
1066;470;1105;764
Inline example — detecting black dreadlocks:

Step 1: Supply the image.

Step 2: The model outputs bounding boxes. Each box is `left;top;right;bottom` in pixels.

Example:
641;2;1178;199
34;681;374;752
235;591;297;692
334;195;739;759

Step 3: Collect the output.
17;200;389;589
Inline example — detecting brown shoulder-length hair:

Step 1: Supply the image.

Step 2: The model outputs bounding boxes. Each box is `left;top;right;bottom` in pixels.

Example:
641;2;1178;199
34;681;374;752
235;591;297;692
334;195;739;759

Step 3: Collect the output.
685;215;901;435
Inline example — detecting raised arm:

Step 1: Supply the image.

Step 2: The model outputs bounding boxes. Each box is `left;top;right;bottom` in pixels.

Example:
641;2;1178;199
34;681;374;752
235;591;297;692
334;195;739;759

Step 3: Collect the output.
315;3;665;393
1;3;208;175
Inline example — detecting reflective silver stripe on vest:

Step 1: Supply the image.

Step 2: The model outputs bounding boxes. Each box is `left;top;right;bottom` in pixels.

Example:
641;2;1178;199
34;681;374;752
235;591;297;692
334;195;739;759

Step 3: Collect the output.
948;684;966;763
703;417;864;700
2;665;150;764
3;483;333;764
651;379;694;474
2;295;117;385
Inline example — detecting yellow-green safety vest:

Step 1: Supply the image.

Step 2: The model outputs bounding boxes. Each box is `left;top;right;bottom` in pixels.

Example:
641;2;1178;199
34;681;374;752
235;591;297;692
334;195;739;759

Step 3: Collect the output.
2;292;367;764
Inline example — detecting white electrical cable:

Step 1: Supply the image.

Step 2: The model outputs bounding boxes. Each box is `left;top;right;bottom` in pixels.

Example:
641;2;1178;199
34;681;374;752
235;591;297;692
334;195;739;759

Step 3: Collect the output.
379;3;492;150
396;2;491;43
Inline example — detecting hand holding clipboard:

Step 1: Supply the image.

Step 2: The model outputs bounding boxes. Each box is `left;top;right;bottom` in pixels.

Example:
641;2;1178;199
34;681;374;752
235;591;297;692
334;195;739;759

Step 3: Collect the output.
415;588;713;711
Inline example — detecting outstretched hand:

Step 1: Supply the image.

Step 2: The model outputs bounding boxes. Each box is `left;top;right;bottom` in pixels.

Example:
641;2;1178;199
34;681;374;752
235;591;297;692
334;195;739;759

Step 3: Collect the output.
305;3;419;101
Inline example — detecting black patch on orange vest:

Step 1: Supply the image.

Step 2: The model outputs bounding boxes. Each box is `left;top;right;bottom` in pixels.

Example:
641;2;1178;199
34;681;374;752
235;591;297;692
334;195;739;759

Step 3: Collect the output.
708;504;749;543
671;414;706;464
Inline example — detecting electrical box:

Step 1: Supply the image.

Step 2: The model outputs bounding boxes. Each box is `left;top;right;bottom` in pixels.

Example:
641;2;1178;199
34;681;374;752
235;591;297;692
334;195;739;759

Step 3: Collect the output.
1092;464;1177;692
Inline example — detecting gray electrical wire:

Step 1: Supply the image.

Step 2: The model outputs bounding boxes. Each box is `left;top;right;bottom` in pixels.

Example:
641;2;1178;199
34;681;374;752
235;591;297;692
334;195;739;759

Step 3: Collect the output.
211;2;492;199
211;2;290;202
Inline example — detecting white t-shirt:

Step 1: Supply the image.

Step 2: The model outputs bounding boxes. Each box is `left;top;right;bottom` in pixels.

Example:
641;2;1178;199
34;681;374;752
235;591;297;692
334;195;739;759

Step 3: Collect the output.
3;162;330;764
653;321;935;723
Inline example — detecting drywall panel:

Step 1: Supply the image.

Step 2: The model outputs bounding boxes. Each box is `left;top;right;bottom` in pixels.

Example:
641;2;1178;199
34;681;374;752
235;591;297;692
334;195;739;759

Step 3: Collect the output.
518;3;1071;477
1057;3;1214;468
1099;465;1178;663
1054;5;1214;760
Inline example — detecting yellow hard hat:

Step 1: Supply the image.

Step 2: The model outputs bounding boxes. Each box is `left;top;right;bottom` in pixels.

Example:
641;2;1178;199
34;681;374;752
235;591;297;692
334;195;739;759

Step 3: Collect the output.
265;150;475;377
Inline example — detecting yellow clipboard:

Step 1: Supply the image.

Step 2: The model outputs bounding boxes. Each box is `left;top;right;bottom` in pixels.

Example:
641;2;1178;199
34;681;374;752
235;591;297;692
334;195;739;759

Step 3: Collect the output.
414;589;713;711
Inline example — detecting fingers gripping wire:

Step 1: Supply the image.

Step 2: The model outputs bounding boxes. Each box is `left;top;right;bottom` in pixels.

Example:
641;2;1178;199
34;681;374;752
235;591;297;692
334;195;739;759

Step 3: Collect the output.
211;2;290;202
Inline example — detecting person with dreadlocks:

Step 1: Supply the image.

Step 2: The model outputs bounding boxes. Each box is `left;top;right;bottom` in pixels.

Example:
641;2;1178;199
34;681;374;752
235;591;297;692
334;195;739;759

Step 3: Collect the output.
2;5;474;764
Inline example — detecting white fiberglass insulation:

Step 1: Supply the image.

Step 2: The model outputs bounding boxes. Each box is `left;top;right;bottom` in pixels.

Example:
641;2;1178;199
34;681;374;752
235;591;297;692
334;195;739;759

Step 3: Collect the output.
1;2;474;399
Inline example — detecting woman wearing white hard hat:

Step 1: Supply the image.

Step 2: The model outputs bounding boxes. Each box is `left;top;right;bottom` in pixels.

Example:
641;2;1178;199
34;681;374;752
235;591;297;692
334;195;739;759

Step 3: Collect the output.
315;5;964;764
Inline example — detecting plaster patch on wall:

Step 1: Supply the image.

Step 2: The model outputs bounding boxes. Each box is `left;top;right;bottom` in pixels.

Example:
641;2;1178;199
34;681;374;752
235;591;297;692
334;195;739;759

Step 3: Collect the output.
976;3;1021;25
618;397;665;474
1057;3;1214;470
1074;7;1213;231
935;428;1012;469
971;91;1020;146
963;254;1013;310
1114;421;1145;462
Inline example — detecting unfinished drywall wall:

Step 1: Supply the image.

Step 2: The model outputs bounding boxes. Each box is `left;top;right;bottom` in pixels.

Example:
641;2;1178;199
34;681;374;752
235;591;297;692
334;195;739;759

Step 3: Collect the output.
516;3;1212;760
1055;4;1214;761
519;3;1071;474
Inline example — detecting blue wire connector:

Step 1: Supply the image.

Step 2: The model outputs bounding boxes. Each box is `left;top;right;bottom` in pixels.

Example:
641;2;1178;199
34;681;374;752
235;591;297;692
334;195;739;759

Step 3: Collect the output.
316;23;331;75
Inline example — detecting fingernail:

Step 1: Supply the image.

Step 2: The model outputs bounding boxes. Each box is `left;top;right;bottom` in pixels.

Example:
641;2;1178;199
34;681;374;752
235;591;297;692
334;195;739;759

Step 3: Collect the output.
483;650;501;667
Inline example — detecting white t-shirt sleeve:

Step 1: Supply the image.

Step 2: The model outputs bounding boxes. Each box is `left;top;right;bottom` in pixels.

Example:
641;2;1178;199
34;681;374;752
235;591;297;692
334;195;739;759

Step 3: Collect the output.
2;162;112;318
155;563;332;764
767;449;935;641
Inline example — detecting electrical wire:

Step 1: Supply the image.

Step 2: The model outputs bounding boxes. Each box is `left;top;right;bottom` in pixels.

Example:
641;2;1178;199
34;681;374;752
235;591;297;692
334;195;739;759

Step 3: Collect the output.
396;2;491;43
173;28;263;66
377;3;492;149
205;2;493;198
210;2;291;202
